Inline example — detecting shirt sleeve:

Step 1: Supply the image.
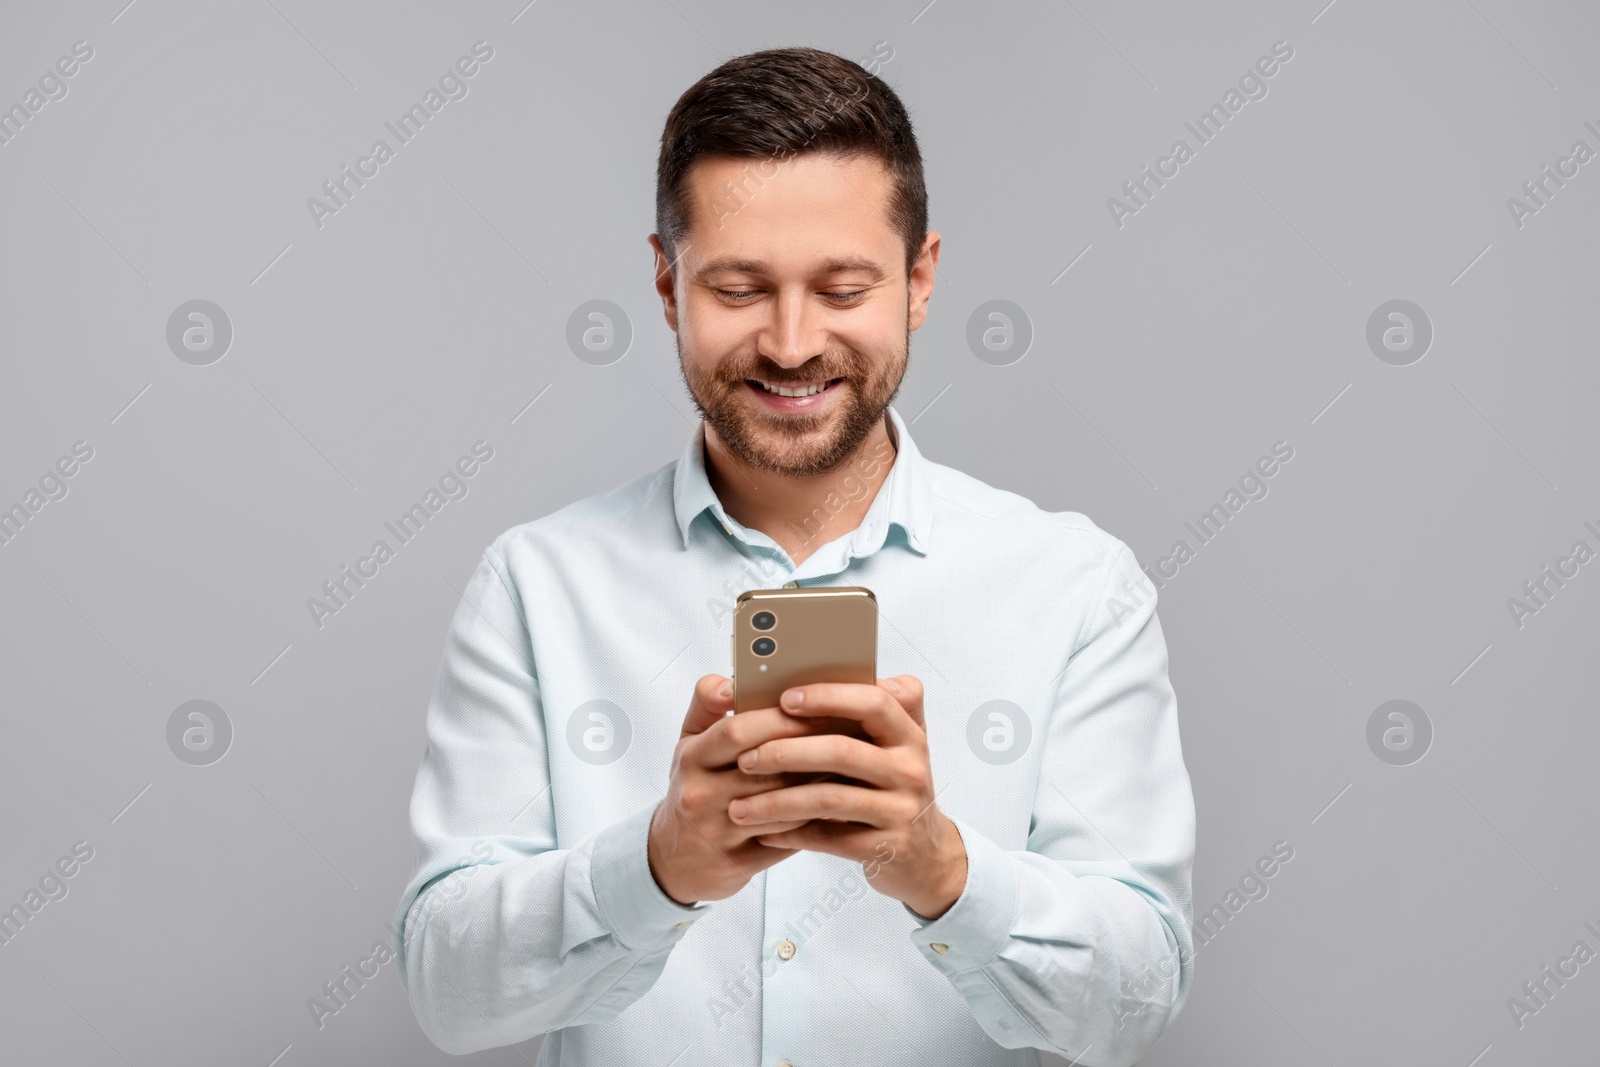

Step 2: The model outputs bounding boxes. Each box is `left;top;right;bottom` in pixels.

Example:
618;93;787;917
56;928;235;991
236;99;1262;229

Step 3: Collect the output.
391;546;706;1056
907;539;1196;1067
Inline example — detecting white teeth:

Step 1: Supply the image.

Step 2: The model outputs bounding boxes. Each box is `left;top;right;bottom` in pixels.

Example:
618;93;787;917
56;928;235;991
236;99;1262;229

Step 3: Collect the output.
756;379;831;397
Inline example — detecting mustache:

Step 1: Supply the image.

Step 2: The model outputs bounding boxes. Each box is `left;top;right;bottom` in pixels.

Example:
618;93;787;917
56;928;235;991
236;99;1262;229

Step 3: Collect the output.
716;356;862;385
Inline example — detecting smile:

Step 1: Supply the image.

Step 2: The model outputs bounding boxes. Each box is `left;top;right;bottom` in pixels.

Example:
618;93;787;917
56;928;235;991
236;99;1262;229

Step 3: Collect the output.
749;377;842;397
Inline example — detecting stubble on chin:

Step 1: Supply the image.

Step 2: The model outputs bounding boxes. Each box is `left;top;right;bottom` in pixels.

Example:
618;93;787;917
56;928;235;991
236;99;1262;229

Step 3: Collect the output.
676;335;908;479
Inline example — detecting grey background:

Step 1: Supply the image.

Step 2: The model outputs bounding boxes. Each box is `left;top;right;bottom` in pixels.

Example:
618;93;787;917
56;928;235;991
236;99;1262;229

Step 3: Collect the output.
2;0;1596;1063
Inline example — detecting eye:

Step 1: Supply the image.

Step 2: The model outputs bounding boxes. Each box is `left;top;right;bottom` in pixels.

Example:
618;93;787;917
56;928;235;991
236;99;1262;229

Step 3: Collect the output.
824;290;867;305
718;288;762;302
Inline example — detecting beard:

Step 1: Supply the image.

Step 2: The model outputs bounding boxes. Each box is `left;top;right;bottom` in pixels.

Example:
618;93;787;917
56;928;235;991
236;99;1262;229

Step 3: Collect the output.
677;331;909;478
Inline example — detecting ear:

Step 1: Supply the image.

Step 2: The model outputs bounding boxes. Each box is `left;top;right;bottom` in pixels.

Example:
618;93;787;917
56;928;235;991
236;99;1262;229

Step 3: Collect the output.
907;230;941;332
648;234;679;333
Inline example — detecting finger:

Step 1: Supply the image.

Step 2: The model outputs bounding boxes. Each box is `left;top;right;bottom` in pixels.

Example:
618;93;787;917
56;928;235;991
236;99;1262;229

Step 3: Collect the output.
681;674;735;738
728;816;811;844
693;706;825;768
711;767;818;799
754;822;884;860
737;733;901;789
778;682;915;745
729;781;897;828
880;675;925;729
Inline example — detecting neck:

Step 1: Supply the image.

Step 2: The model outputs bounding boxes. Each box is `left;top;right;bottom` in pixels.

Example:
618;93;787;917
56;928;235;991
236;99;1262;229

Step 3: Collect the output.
704;415;899;567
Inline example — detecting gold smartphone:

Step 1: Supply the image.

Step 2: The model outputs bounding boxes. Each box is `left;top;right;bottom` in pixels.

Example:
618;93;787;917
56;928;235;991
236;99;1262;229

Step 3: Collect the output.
732;586;877;726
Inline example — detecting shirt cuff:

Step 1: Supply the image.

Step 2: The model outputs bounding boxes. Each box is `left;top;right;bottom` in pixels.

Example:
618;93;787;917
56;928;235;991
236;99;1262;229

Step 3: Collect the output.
590;803;708;952
906;816;1017;974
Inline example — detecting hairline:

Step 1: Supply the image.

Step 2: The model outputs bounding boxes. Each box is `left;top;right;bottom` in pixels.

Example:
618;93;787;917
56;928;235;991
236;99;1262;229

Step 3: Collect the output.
665;145;921;278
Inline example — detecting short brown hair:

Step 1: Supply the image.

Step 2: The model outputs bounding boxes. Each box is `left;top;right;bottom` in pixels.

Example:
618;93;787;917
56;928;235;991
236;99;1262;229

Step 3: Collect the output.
655;46;928;276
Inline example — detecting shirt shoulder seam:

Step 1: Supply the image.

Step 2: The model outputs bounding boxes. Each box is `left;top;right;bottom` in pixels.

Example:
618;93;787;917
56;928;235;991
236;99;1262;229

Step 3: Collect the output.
494;465;675;548
1072;539;1130;658
926;480;1113;541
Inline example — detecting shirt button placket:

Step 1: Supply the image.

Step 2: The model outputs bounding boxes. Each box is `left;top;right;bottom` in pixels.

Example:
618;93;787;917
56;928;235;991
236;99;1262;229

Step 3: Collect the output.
761;861;811;1067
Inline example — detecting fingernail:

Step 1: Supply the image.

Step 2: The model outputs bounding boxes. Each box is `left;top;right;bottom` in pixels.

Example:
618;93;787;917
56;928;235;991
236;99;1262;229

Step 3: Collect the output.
782;690;803;708
738;750;758;770
883;678;901;694
728;798;749;820
717;680;733;699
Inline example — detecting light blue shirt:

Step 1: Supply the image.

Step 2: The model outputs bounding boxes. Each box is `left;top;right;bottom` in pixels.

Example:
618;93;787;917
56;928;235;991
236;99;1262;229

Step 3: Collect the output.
394;405;1196;1066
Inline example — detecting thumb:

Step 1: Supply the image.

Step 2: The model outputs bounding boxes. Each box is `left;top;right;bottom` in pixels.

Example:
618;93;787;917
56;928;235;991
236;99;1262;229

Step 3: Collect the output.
682;674;735;737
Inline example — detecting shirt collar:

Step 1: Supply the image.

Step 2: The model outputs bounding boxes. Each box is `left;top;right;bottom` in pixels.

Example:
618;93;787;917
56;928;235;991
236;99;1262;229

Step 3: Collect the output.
672;404;933;559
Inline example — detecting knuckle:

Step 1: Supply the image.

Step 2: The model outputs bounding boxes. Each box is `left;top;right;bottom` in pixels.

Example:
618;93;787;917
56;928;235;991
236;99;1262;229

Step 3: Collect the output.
671;742;695;777
678;782;708;811
901;758;931;791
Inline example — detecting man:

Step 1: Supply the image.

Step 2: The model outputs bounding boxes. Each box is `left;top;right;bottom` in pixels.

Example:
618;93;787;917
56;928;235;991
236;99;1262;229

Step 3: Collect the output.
394;46;1194;1066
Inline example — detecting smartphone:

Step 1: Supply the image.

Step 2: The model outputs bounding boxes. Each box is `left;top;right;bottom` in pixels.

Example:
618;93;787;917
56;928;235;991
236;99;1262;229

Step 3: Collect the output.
732;586;877;739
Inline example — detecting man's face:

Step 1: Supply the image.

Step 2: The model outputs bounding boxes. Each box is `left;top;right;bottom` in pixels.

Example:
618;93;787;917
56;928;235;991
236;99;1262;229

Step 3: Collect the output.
651;152;938;478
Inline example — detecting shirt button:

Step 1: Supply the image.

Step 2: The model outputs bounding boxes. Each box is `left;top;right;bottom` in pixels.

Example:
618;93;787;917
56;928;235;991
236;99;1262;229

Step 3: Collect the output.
930;942;949;955
776;939;797;960
675;921;693;929
782;581;798;589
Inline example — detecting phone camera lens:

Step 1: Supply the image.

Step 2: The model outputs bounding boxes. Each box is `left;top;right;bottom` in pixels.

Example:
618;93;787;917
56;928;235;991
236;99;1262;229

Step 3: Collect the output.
751;637;776;657
751;611;776;631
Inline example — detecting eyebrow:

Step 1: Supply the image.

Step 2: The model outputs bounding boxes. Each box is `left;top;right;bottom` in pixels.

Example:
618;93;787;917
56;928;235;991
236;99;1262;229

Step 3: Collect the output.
693;256;888;281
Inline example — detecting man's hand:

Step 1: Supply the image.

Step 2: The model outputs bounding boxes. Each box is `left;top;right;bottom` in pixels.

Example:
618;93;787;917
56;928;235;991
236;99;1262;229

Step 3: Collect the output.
725;675;969;920
647;674;822;905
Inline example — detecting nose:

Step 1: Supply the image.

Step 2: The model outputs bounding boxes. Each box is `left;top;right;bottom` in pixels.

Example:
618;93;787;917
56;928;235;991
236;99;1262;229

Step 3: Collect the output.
756;287;827;371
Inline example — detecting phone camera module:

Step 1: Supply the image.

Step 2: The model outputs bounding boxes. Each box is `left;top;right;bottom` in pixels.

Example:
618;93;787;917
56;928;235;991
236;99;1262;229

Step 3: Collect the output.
751;611;776;631
751;637;776;657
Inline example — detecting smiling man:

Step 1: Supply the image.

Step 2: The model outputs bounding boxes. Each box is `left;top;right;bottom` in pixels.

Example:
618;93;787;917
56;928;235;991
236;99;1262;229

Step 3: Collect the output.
394;47;1195;1067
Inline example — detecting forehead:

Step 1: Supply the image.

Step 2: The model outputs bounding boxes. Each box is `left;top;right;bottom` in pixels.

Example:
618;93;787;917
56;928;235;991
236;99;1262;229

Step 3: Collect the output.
680;152;900;269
